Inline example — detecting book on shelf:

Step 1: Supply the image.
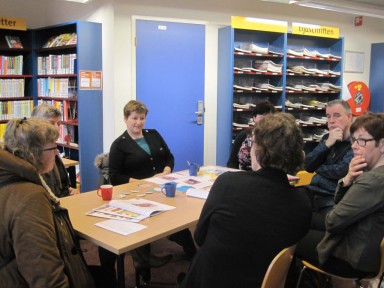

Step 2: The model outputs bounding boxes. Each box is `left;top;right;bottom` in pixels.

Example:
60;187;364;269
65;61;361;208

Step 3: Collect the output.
86;198;176;222
42;33;77;48
5;36;23;49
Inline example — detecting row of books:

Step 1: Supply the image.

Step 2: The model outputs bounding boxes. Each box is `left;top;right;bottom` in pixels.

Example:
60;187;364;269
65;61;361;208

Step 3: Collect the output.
287;48;341;60
286;83;341;92
234;45;283;56
37;53;77;75
296;115;327;125
0;123;6;142
0;55;24;75
235;59;283;73
57;124;78;146
287;65;340;76
0;79;25;97
285;99;327;109
37;78;77;98
43;33;77;48
0;100;33;120
38;99;78;122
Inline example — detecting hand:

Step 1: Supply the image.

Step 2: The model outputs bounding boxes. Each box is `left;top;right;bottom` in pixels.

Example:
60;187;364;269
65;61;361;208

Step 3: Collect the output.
343;155;367;186
325;127;343;148
155;167;172;177
69;188;80;196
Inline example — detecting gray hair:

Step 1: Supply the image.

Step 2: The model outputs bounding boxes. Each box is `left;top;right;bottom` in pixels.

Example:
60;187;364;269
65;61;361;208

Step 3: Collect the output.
327;99;351;114
4;118;59;172
31;103;62;119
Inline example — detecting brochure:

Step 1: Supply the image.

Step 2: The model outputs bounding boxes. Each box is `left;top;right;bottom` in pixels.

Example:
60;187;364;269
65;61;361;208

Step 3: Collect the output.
108;198;175;217
186;188;210;200
95;220;146;236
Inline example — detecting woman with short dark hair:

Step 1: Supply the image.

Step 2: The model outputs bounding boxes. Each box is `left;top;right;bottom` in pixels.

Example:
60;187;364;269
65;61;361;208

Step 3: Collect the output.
180;113;312;288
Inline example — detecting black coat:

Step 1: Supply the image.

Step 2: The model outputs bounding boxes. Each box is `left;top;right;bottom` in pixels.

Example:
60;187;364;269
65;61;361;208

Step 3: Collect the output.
109;129;174;185
181;168;312;288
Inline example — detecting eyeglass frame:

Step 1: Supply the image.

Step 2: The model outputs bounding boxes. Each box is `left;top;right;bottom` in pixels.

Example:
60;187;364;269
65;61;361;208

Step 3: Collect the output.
350;137;375;147
42;145;59;152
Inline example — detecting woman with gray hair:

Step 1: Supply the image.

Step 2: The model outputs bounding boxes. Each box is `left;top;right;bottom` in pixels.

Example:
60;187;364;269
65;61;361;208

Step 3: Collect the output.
180;113;312;288
31;103;80;197
0;118;94;287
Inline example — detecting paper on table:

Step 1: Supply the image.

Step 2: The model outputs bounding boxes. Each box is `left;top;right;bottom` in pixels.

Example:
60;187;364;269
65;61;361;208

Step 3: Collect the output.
95;220;147;236
186;188;210;200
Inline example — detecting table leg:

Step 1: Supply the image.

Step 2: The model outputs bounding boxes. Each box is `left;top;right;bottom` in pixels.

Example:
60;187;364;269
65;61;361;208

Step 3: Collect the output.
117;254;125;288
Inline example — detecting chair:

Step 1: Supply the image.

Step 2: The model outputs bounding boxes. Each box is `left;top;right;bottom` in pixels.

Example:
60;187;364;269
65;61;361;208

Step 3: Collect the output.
94;153;110;186
295;238;384;288
261;244;297;288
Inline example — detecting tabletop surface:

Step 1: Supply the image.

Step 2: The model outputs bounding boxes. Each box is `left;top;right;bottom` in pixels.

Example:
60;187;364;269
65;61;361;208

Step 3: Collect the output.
61;157;79;168
60;174;213;255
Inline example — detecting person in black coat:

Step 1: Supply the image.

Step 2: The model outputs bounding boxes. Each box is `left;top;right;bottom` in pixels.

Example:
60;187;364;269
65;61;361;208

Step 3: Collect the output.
101;100;196;285
180;113;312;288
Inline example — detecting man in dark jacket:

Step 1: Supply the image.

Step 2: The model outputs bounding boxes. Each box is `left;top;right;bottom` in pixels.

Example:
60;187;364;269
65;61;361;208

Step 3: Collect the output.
304;99;353;229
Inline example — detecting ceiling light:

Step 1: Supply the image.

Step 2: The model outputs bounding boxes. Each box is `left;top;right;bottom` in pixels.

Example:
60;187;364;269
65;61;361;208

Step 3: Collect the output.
62;0;91;3
297;1;384;19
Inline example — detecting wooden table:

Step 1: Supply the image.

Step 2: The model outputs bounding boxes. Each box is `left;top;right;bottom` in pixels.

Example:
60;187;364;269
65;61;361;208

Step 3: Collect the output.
60;179;207;288
61;158;79;188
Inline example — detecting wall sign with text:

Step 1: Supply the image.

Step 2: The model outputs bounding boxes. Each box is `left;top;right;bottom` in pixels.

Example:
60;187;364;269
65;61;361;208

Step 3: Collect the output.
79;70;103;90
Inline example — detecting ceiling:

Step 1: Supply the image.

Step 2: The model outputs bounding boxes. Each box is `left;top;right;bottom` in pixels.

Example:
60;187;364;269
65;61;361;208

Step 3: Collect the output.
262;0;384;18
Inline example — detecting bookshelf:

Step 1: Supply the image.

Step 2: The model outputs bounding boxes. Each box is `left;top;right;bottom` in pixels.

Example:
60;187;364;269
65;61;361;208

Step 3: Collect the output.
217;26;343;165
0;28;34;142
33;21;103;192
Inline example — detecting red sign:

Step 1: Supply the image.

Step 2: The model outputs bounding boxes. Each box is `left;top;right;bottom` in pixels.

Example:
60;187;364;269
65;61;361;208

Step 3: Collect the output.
347;81;370;116
355;16;363;27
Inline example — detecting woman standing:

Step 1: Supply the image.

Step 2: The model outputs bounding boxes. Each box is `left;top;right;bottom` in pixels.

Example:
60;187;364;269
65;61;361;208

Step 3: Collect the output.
180;113;312;287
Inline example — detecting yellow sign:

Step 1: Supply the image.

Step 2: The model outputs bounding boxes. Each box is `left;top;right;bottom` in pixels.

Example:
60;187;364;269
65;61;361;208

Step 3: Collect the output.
231;16;288;33
0;16;27;31
292;22;339;39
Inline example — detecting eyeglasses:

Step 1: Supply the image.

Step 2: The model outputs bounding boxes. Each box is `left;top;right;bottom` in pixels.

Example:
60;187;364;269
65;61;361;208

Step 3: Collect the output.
42;145;58;152
351;137;375;147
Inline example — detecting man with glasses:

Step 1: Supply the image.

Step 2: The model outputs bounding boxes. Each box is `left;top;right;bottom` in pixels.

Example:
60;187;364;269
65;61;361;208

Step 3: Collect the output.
304;99;353;230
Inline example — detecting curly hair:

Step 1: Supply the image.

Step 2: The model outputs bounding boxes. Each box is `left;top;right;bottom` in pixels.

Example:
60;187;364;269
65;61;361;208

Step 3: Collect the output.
4;118;59;172
123;100;148;118
253;113;304;174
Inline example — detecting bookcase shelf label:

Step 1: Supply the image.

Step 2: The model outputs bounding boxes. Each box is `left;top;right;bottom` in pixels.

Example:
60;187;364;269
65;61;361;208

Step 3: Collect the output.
292;22;339;39
0;16;26;31
231;16;288;33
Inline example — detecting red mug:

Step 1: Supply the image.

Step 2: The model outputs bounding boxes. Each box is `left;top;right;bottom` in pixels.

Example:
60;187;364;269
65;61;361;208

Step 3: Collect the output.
97;184;113;200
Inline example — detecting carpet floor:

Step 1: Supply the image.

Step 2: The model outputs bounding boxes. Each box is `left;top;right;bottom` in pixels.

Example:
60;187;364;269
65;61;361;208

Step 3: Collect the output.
81;237;192;288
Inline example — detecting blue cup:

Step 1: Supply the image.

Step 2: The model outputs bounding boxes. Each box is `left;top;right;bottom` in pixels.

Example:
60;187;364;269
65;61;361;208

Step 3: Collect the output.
161;182;177;197
189;163;200;176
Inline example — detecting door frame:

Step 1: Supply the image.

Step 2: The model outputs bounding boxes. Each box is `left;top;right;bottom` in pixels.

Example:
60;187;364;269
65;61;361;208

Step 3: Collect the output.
131;15;219;166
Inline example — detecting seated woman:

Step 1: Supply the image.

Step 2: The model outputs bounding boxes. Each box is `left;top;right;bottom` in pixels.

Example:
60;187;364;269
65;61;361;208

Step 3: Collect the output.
0;118;95;287
227;101;276;170
180;113;312;288
101;100;196;283
295;112;384;285
31;103;80;197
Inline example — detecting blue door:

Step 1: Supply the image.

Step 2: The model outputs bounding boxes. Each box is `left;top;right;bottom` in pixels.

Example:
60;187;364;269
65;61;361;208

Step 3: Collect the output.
136;20;205;171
